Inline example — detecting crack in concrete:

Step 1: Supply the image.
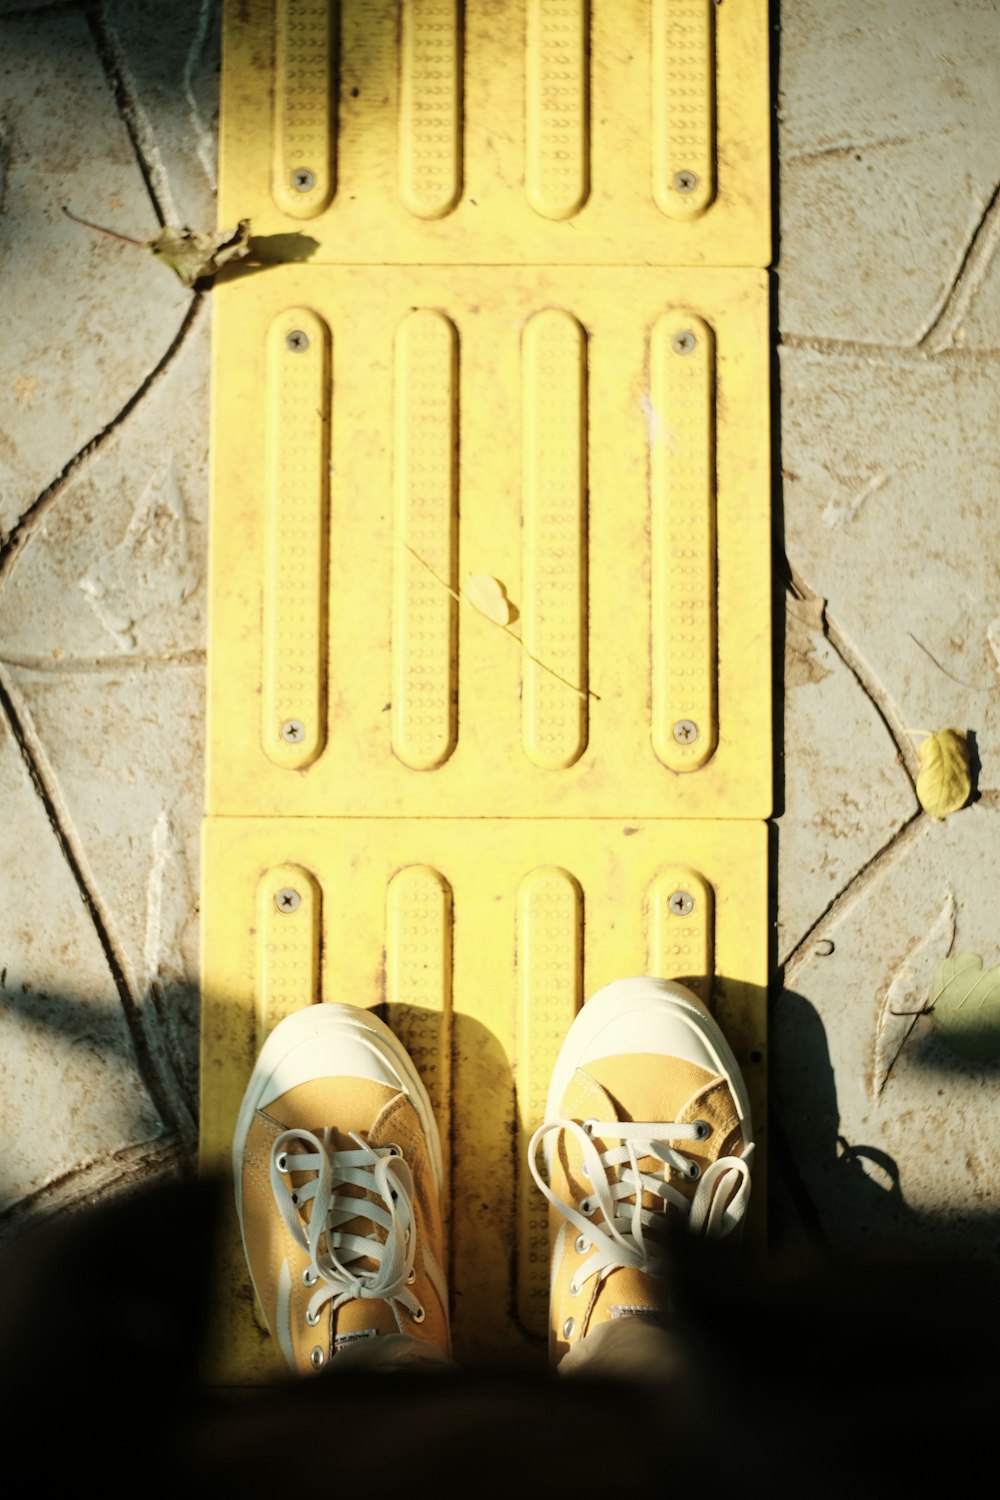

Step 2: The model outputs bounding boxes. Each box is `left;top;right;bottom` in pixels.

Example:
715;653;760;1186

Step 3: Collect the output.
0;651;206;673
86;1;176;226
782;178;1000;362
782;810;926;980
780;332;1000;362
916;175;1000;353
784;132;932;165
182;0;218;195
0;1136;183;1246
0;295;204;587
0;665;196;1152
785;562;920;789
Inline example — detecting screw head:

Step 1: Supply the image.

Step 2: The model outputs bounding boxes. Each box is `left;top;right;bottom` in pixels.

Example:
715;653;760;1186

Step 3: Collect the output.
292;167;316;192
285;330;310;353
668;890;694;916
672;330;697;355
275;887;301;913
672;719;699;744
674;169;699;194
281;719;306;742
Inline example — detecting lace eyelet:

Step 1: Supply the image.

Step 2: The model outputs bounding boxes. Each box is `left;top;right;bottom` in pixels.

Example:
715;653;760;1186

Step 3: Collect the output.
579;1198;593;1215
693;1121;711;1141
276;1152;289;1173
302;1267;317;1288
575;1234;590;1255
406;1268;416;1285
386;1143;403;1157
563;1317;575;1338
410;1305;425;1324
310;1346;325;1370
583;1119;596;1136
305;1307;320;1326
569;1279;581;1297
687;1161;701;1181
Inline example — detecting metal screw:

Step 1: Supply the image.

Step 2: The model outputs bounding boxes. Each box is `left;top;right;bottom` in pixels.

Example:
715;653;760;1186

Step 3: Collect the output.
674;169;699;194
669;890;694;917
275;888;301;913
292;167;316;192
672;330;697;355
285;330;310;353
672;719;699;744
281;719;306;742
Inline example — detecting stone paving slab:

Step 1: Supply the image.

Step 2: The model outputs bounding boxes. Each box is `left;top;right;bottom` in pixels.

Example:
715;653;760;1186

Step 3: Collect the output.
781;347;1000;799
777;593;915;958
8;665;203;1135
779;0;1000;346
776;802;1000;1257
0;308;208;660
0;704;164;1221
0;6;191;536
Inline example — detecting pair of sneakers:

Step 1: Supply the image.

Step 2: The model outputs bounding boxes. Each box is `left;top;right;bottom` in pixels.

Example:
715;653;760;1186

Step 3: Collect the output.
233;976;754;1373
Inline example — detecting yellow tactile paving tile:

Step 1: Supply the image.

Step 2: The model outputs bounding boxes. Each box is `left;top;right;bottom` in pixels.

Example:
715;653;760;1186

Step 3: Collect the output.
206;265;770;819
200;815;767;1379
219;0;770;268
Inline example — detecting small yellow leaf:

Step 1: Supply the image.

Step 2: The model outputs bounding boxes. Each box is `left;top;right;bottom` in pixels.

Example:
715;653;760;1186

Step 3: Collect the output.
462;574;513;626
916;728;971;820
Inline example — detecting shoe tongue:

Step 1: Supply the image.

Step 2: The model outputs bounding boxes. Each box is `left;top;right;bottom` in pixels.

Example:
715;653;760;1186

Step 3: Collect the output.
588;1264;672;1328
330;1295;400;1352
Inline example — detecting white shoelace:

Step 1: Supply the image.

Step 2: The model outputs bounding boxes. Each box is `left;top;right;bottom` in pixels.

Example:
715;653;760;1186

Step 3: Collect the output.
528;1117;754;1294
270;1128;423;1325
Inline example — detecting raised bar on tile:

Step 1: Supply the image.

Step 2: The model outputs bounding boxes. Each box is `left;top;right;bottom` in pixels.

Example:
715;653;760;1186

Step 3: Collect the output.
385;865;454;1193
515;866;583;1337
263;308;330;770
273;0;336;218
525;0;590;221
256;864;322;1052
392;311;459;771
650;311;717;773
522;310;588;770
399;0;462;219
652;0;716;221
646;866;714;1007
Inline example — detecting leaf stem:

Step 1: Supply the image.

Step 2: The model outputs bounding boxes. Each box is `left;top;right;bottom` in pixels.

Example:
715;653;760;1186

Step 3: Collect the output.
62;205;145;247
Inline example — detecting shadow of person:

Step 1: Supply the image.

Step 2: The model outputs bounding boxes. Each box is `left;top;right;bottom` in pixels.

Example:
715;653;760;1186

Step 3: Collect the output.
770;986;922;1256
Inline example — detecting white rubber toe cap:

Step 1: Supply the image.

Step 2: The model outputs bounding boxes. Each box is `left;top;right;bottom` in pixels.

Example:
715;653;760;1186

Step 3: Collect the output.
545;976;752;1130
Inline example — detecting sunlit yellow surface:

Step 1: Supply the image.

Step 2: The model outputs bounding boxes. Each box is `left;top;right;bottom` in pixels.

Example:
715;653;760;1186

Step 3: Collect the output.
202;0;772;1380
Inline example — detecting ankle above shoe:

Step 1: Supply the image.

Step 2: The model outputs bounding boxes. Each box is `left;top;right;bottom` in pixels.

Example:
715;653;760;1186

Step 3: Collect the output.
529;977;754;1367
233;1003;450;1374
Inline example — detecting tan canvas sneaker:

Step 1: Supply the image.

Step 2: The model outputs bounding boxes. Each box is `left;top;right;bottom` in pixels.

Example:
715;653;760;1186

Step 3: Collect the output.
529;976;754;1368
233;1003;450;1374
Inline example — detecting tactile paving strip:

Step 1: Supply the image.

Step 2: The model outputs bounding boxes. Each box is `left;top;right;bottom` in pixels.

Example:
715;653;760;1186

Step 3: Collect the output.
203;0;771;1382
206;265;770;819
219;0;770;266
200;816;767;1379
